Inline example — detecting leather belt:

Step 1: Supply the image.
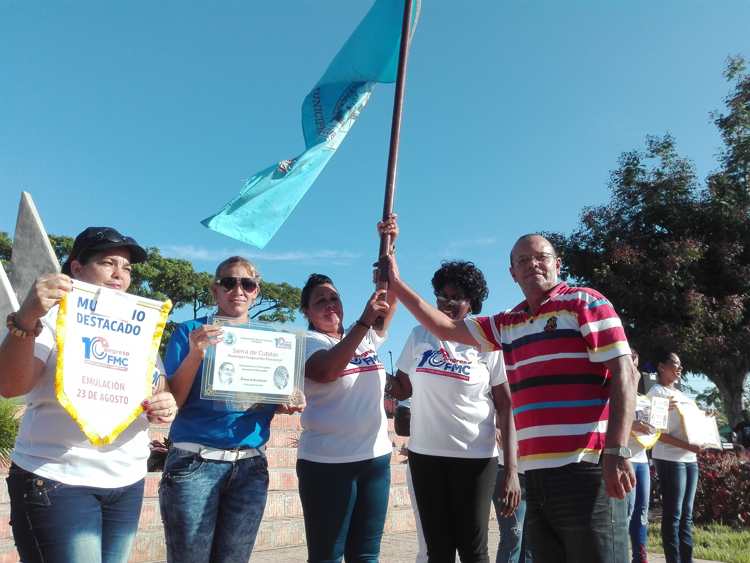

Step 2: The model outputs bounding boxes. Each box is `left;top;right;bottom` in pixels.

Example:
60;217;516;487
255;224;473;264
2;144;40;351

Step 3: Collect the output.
173;441;266;462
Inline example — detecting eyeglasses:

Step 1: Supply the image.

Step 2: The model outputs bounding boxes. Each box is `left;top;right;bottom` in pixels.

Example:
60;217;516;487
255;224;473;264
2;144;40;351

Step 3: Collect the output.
436;294;469;308
216;277;258;292
514;253;556;268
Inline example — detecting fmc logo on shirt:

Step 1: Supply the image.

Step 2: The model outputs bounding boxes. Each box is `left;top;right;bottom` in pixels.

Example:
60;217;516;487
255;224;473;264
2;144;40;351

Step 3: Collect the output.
416;348;472;381
339;349;383;376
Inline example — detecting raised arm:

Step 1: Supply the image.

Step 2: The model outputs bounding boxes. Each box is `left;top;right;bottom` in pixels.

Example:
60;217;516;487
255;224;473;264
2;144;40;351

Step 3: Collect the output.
305;290;390;383
386;255;478;346
0;274;72;398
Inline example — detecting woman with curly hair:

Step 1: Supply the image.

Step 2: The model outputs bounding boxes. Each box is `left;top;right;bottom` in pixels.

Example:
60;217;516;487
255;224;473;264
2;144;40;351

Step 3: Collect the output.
389;261;520;563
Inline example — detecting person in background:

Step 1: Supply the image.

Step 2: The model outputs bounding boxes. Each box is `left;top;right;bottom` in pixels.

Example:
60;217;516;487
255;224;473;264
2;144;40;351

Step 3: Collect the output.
159;256;301;563
626;349;652;563
1;226;177;563
389;260;519;562
296;217;398;563
648;350;703;563
493;425;530;563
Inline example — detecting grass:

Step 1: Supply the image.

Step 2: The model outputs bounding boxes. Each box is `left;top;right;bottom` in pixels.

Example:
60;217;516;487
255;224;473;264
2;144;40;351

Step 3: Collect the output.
647;522;750;563
0;397;21;466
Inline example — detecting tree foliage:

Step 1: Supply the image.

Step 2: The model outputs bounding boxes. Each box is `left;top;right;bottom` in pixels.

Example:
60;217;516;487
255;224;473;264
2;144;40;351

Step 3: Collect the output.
0;232;11;266
3;235;301;351
549;57;750;425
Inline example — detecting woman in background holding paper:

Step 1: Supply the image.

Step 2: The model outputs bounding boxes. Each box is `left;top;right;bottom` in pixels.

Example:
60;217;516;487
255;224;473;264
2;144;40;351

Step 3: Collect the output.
626;349;657;563
0;226;177;563
159;256;301;563
647;350;703;563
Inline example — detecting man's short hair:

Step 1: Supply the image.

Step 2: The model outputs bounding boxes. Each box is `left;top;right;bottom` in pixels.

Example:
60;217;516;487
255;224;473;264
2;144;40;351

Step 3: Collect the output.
509;233;558;265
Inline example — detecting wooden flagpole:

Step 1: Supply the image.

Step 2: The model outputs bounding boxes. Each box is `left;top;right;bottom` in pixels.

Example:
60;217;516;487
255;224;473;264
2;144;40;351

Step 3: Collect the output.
374;0;415;328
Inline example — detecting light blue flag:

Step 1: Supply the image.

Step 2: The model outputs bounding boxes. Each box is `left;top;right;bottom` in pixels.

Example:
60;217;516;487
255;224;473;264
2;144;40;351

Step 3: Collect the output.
202;0;420;248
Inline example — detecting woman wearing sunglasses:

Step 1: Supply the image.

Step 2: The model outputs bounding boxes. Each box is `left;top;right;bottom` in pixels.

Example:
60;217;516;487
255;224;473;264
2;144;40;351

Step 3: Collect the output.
1;226;177;563
159;256;300;563
296;219;398;562
388;260;520;562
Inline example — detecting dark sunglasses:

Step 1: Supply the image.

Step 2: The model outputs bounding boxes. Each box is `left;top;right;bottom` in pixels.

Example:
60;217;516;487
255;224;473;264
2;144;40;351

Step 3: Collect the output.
216;277;258;292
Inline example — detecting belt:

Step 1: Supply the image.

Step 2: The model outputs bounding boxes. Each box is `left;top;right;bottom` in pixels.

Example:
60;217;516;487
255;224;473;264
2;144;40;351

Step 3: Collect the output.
173;442;266;462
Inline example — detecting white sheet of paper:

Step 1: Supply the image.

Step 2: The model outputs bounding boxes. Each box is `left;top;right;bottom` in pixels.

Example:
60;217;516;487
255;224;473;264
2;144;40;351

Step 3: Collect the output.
679;403;722;449
649;396;670;430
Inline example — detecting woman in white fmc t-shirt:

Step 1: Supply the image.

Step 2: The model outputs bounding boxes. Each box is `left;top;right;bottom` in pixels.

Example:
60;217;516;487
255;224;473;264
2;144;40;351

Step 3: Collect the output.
388;261;520;562
295;219;398;563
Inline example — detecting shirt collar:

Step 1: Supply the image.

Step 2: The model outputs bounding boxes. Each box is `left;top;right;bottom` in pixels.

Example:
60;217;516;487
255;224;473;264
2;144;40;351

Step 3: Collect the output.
513;281;568;315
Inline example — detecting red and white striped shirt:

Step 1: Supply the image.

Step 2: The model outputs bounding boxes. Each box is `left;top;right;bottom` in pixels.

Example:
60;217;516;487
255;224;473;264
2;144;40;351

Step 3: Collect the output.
465;283;631;471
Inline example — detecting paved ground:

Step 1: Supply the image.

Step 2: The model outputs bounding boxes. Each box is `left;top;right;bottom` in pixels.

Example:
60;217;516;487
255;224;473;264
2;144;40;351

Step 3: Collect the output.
249;528;725;562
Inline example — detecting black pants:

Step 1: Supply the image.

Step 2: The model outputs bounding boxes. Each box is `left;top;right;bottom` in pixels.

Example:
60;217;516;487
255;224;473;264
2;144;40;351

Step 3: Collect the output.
408;450;497;563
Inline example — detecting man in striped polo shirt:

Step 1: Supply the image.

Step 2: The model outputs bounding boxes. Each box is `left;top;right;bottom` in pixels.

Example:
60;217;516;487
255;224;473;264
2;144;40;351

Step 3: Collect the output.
385;233;637;563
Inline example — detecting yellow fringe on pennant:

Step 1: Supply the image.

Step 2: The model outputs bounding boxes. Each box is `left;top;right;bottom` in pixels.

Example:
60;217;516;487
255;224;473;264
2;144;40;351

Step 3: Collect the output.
55;286;173;447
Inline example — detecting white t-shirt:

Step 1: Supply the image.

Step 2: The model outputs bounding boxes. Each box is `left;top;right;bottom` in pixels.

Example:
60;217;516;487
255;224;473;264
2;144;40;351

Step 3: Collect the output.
8;306;151;488
298;327;392;463
648;384;697;463
396;325;505;459
628;395;651;464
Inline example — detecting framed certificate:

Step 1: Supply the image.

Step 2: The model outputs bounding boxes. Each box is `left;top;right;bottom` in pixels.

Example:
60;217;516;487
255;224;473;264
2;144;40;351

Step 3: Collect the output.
200;316;305;407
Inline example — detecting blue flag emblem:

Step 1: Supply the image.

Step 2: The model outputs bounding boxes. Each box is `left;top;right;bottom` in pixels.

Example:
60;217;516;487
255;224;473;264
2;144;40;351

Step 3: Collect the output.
202;0;420;248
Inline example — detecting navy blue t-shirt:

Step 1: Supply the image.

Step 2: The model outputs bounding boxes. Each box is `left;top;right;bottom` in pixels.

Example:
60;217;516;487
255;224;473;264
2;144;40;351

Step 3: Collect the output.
165;316;276;449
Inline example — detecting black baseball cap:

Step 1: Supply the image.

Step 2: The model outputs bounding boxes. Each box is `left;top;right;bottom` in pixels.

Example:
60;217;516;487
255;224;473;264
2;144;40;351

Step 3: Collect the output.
61;227;147;275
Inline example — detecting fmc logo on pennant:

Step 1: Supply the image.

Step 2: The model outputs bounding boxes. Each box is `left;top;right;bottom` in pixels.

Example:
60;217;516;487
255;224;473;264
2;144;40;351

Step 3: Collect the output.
81;336;130;370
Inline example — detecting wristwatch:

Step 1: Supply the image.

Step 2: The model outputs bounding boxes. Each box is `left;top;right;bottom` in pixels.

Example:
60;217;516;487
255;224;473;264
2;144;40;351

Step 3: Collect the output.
602;446;632;458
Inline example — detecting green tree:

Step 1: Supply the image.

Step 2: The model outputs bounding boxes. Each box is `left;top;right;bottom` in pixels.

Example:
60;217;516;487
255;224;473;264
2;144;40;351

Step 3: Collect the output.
0;232;11;266
252;281;301;322
7;234;302;350
550;57;750;425
48;235;73;265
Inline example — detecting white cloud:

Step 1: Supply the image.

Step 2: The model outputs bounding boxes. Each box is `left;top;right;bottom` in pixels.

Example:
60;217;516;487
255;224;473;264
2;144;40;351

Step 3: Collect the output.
159;244;361;263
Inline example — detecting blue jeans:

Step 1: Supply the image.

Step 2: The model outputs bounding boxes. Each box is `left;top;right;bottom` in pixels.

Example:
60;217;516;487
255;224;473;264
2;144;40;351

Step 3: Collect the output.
625;462;650;563
159;446;269;563
492;466;531;563
6;463;143;563
524;461;628;563
297;454;391;563
655;460;698;563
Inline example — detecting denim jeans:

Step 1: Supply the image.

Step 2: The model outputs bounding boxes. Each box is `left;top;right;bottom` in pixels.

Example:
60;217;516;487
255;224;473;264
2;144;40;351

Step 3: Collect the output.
524;461;628;563
625;462;650;563
655;460;698;563
159;446;269;563
6;463;144;563
297;454;391;563
492;466;531;563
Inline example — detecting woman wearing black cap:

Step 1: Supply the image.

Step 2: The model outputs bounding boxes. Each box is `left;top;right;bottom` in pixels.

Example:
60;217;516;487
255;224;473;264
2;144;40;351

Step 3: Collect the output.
0;226;177;563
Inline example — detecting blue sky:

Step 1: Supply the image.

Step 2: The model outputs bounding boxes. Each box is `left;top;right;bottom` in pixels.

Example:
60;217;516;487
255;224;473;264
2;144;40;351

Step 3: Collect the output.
2;1;748;390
